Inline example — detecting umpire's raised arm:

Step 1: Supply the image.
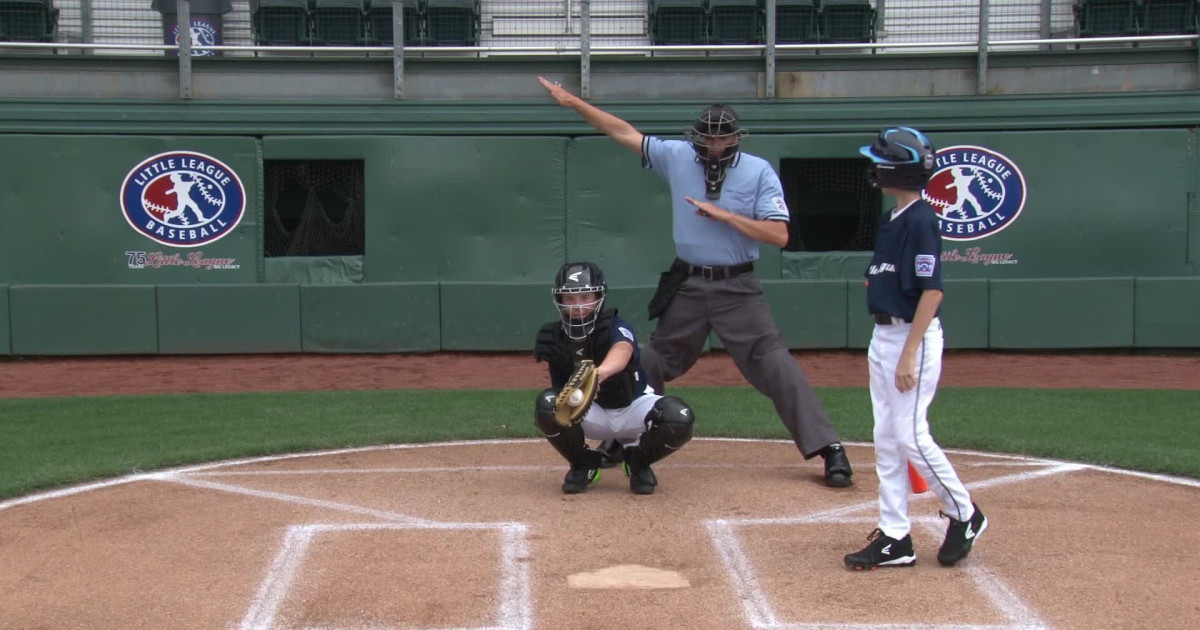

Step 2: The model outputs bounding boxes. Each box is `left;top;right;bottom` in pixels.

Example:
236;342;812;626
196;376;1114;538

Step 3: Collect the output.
537;76;645;157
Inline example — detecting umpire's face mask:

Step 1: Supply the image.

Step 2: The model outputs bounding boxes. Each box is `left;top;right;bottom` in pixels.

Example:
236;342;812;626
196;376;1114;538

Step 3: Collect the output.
686;106;746;199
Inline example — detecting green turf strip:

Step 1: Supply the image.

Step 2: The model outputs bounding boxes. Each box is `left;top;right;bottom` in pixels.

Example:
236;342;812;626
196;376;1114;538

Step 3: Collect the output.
0;387;1196;500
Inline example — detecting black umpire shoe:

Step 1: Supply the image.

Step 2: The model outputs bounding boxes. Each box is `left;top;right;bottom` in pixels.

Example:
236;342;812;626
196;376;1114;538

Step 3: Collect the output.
822;442;853;488
622;447;657;495
844;528;917;570
597;439;624;469
937;503;987;567
562;465;600;494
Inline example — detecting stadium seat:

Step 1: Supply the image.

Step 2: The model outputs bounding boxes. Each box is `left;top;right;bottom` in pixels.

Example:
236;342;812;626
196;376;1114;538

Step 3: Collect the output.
709;0;762;44
1139;0;1197;34
423;0;478;46
649;0;707;45
367;0;422;45
252;0;311;45
0;0;58;42
313;0;367;45
775;0;818;44
818;0;875;43
1074;0;1138;36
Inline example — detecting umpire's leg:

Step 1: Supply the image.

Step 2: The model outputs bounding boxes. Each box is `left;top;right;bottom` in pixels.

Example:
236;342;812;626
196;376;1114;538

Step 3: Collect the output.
641;277;712;394
708;274;842;458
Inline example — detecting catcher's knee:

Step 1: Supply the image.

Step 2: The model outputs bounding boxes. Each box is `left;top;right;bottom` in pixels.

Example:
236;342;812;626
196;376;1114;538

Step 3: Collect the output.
645;396;695;449
534;388;560;435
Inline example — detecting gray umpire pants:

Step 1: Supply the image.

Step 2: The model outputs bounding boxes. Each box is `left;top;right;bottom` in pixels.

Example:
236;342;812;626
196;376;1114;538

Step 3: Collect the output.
640;272;841;459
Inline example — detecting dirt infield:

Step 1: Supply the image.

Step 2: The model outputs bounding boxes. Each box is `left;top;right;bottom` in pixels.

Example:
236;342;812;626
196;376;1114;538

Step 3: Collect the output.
1;352;1199;630
2;350;1198;397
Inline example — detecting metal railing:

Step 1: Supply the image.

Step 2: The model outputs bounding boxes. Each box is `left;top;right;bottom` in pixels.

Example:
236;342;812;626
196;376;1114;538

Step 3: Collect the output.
0;0;1196;97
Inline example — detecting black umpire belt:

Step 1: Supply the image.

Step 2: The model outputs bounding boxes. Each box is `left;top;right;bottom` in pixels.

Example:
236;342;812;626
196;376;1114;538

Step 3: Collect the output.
873;313;913;325
681;260;754;281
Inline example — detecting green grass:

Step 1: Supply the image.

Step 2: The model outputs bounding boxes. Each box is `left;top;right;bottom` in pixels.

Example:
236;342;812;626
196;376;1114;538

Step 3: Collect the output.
1;387;1197;500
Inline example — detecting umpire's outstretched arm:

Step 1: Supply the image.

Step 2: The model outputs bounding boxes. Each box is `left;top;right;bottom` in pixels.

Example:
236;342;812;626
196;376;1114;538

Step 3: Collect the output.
537;76;644;157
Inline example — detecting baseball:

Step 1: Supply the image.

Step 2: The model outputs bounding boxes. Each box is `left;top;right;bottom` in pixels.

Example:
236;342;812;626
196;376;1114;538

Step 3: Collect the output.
569;390;583;406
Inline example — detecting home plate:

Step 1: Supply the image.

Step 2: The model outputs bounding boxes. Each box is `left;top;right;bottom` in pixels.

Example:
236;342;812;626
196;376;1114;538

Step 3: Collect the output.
567;564;691;589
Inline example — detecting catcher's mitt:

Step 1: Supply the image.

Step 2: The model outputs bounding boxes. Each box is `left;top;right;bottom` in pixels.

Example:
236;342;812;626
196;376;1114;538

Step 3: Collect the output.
553;360;599;427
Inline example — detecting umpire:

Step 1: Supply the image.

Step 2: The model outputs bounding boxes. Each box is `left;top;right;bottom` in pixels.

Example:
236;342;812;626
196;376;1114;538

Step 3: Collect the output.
538;77;853;487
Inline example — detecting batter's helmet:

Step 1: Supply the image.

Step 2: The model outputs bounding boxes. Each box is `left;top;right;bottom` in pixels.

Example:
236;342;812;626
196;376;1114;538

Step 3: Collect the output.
859;127;936;190
685;104;748;199
552;261;607;340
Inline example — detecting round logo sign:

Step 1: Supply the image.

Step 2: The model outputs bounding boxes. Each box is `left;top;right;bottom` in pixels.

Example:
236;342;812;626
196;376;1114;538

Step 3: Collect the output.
120;151;246;248
921;145;1026;241
172;17;218;57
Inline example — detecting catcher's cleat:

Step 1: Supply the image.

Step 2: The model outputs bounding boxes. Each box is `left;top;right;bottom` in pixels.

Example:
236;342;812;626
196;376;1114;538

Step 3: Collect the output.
622;448;657;495
562;465;600;494
937;503;987;567
844;529;916;570
822;442;853;488
597;439;625;469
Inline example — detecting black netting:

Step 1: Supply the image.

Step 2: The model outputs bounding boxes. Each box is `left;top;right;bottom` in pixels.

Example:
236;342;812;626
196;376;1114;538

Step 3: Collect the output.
780;158;881;252
264;160;365;257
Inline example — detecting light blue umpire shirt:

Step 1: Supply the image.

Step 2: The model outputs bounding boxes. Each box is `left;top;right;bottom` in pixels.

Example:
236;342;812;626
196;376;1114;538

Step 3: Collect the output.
642;136;791;267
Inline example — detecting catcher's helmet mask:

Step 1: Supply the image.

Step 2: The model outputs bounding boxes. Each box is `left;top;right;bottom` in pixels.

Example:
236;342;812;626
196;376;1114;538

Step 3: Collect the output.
859;127;936;190
686;104;748;199
553;261;608;340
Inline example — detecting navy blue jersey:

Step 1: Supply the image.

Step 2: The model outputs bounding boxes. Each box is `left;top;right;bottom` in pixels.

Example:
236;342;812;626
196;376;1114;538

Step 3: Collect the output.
865;200;943;321
548;315;652;405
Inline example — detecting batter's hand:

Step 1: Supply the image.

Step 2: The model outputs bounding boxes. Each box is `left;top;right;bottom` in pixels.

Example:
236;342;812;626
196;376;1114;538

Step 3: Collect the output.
538;76;577;107
685;197;732;222
895;352;918;393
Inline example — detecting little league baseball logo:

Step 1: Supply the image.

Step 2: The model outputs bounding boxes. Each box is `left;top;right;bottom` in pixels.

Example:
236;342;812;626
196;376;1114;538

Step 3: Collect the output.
921;145;1026;241
120;151;245;248
172;18;219;57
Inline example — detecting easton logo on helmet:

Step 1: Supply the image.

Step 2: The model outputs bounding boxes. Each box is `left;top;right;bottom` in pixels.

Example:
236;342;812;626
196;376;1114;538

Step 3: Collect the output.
120;151;246;248
922;146;1026;242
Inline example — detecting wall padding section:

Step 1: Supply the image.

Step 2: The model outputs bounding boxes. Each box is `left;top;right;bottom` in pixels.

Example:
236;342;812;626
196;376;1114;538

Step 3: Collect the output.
157;285;301;354
301;283;440;352
989;278;1134;348
0;286;10;355
1135;278;1200;347
710;280;847;350
941;279;989;349
440;283;550;351
9;285;157;355
604;286;658;349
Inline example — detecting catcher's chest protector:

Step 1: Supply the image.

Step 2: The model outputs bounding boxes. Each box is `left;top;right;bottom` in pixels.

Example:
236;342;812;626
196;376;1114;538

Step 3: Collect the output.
586;310;639;409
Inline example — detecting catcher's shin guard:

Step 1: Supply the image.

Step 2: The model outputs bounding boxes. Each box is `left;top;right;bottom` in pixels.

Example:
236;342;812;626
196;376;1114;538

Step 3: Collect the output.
636;396;695;465
535;388;602;467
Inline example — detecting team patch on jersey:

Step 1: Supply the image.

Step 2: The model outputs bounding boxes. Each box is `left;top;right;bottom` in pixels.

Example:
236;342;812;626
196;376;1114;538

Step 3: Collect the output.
915;254;936;277
921;145;1026;242
618;327;635;343
771;196;788;216
120;151;246;248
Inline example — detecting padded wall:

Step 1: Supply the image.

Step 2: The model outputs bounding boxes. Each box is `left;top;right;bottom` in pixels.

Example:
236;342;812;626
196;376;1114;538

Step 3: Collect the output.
157;284;301;354
301;282;440;352
9;285;158;355
0;135;260;285
1134;277;1200;347
440;283;548;351
989;278;1134;348
0;286;7;355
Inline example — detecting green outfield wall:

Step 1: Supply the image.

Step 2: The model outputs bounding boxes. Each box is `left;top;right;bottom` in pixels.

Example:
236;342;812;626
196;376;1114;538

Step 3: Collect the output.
1;92;1197;354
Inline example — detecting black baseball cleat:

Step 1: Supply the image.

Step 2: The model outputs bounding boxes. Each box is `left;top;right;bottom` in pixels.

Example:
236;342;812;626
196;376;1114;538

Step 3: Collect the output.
597;439;625;469
844;528;917;570
562;465;600;494
622;447;657;495
937;503;987;567
822;442;853;488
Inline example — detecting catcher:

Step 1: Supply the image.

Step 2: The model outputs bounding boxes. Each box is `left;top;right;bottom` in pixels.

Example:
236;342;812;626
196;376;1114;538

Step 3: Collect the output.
534;261;695;495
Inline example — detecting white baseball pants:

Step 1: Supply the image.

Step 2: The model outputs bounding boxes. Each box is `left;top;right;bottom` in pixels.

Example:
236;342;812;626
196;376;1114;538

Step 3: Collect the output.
868;318;974;540
581;392;662;445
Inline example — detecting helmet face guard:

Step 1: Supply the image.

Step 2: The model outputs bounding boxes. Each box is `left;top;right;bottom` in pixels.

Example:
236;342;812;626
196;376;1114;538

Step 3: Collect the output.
552;262;608;340
859;127;936;190
686;104;748;199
